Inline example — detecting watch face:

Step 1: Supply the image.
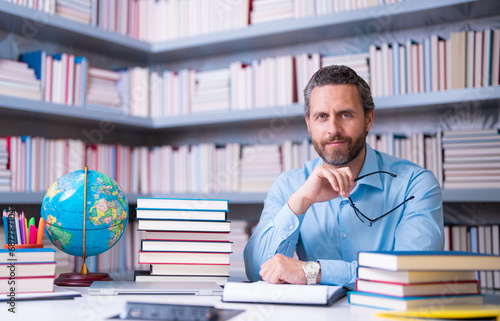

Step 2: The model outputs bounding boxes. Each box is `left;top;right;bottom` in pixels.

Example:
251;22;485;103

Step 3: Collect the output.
304;261;320;274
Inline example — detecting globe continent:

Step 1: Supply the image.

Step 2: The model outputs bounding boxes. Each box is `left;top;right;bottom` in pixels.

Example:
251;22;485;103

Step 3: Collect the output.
41;170;128;257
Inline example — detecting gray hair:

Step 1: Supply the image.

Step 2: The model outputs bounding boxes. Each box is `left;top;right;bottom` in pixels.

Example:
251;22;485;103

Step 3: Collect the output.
303;65;375;117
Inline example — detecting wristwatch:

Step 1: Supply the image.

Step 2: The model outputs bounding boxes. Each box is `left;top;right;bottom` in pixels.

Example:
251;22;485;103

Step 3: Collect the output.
302;261;320;285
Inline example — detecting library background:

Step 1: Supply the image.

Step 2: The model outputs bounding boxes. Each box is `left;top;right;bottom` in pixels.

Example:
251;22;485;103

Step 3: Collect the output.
0;0;499;289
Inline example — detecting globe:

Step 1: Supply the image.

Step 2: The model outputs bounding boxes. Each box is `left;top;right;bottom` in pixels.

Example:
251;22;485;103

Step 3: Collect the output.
41;169;128;258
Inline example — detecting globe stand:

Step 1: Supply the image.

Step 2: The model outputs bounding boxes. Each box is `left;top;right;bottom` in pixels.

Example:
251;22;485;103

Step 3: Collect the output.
54;272;113;287
54;166;114;287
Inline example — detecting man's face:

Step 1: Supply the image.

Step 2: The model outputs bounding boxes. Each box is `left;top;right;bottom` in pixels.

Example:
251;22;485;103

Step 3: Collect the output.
305;84;374;166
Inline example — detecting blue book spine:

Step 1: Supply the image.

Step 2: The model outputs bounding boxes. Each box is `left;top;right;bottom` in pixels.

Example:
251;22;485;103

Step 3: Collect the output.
75;56;88;107
469;226;480;280
2;211;8;244
20;51;46;96
423;37;432;92
392;42;400;96
110;144;116;180
20;51;46;80
51;53;63;62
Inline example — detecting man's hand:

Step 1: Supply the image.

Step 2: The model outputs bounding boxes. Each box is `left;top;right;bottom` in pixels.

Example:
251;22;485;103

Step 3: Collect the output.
288;165;355;215
259;254;320;284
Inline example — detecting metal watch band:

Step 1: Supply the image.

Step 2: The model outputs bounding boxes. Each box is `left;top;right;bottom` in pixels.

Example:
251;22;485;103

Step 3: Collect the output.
306;275;317;285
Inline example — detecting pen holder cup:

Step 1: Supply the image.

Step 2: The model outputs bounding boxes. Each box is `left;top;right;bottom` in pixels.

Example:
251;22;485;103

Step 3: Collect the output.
4;244;44;249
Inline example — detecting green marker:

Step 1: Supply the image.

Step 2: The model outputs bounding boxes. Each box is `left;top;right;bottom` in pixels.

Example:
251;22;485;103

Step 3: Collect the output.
28;216;35;228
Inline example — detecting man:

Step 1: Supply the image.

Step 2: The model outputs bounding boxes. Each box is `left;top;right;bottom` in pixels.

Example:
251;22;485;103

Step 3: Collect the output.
244;65;444;288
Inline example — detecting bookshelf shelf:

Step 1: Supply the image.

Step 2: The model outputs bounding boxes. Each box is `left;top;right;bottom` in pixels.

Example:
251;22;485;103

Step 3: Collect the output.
0;190;498;205
1;87;498;130
1;0;500;63
0;95;153;129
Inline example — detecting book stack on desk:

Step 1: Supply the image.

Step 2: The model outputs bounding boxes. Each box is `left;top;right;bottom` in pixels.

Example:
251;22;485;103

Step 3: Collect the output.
135;198;231;286
0;248;56;294
348;251;500;310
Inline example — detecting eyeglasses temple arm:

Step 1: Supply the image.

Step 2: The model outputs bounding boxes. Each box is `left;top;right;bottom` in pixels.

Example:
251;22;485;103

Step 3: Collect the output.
371;196;415;223
354;171;397;182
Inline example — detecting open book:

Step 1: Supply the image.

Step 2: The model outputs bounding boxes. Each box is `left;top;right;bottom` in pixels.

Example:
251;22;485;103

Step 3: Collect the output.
222;281;347;306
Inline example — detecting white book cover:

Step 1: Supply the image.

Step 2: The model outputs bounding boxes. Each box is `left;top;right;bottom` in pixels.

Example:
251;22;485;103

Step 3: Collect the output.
492;225;500;289
369;45;378;97
474;30;483;88
466;30;475;88
429;35;439;92
376;47;383;97
482;28;492;87
398;45;406;95
438;40;446;91
492;29;500;86
418;42;425;93
446;37;452;90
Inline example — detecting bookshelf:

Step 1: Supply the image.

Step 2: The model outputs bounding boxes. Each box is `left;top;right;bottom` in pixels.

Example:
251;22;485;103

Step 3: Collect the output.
0;0;499;207
1;0;500;62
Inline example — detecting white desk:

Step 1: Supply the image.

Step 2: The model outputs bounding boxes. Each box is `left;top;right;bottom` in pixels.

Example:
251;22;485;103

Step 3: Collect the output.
3;287;500;321
0;286;380;321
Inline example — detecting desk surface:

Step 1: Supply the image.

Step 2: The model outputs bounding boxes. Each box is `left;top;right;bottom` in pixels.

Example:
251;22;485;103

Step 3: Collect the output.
3;286;500;321
0;286;378;321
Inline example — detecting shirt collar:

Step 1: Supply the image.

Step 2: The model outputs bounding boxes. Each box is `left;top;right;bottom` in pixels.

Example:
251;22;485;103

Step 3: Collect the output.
355;143;384;190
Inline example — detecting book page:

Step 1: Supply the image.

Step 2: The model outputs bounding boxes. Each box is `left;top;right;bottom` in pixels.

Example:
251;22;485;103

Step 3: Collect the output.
222;281;344;305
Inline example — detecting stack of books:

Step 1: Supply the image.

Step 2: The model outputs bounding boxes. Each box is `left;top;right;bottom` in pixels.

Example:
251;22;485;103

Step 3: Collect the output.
55;0;95;25
240;144;282;192
191;68;231;113
322;53;370;87
441;128;500;189
0;138;10;192
0;248;56;294
135;198;231;286
86;67;123;110
0;58;42;101
250;0;294;24
348;251;500;310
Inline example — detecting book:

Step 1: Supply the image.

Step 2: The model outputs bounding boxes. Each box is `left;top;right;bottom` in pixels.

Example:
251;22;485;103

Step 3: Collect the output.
375;305;500;320
348;291;483;311
137;219;231;232
136;198;229;211
150;263;230;276
357;251;500;271
355;279;480;297
0;275;55;294
138;251;231;264
357;267;477;284
222;281;347;306
141;240;232;253
136;208;227;221
144;231;230;241
134;270;229;286
0;286;81;301
0;248;56;263
0;262;56;277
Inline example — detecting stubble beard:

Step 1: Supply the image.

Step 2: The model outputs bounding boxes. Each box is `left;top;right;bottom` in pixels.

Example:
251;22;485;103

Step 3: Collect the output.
312;130;367;166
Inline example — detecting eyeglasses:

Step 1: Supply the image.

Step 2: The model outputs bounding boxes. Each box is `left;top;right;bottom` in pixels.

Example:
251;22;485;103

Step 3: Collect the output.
349;171;415;227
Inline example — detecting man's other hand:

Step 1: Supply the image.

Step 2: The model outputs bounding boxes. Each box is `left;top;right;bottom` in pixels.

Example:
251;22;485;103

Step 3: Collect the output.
259;254;320;284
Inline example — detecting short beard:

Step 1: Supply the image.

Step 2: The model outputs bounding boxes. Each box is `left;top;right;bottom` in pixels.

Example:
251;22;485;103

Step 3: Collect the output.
313;132;367;166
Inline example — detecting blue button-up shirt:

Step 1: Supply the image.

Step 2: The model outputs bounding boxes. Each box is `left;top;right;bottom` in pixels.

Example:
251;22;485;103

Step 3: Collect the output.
244;144;444;288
